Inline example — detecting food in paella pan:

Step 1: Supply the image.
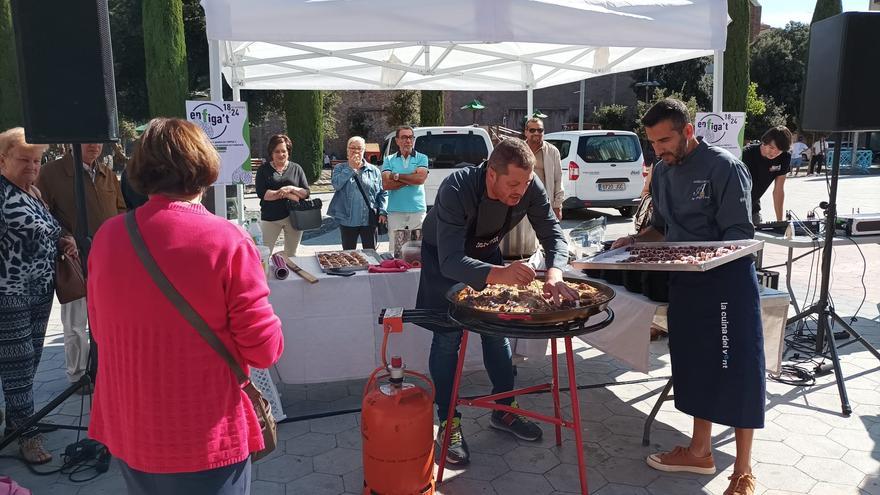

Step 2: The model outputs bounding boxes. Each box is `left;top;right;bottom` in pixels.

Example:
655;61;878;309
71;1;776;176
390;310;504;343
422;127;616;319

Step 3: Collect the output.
317;251;369;269
619;244;742;264
456;280;609;313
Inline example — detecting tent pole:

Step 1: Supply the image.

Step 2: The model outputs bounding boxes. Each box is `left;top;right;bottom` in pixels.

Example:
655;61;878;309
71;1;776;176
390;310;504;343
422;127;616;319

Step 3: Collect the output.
712;49;724;113
578;79;585;130
209;39;227;219
527;88;533;123
231;84;245;224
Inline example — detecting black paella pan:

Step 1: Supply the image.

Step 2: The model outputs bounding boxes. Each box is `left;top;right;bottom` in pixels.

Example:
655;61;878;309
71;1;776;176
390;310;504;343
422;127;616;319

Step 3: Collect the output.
444;276;615;326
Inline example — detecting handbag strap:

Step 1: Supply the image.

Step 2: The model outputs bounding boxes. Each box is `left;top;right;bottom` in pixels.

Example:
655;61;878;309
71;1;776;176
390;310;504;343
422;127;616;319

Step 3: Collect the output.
124;211;250;386
350;168;375;213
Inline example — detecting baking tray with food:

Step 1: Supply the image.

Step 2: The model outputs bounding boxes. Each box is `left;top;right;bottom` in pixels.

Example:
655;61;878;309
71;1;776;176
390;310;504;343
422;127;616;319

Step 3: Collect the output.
314;249;382;273
444;276;615;326
570;239;763;272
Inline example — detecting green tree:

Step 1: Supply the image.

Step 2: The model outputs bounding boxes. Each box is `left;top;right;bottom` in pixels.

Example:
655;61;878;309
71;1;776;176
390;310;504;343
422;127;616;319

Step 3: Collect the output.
745;82;765;117
386;90;420;127
0;0;22;130
591;104;634;131
143;0;189;117
109;0;148;122
635;88;701;139
750;22;809;129
641;58;713;111
723;0;750;113
322;91;341;140
812;0;842;24
348;110;372;140
420;91;444;126
745;93;787;141
284;90;323;183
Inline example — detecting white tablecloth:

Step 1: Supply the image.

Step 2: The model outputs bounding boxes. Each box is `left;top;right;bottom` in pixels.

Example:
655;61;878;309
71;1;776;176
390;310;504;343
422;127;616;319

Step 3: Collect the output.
269;257;788;383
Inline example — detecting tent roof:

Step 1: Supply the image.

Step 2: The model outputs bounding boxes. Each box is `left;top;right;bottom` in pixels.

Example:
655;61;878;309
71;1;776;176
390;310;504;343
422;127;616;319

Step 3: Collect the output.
201;0;728;91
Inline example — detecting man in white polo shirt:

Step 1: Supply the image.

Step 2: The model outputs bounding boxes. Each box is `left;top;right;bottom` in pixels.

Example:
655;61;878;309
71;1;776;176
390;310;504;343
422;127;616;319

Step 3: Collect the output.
382;125;429;254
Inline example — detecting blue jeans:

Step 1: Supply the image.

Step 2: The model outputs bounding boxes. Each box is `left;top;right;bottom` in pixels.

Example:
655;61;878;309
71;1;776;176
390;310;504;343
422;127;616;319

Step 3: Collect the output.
429;329;515;421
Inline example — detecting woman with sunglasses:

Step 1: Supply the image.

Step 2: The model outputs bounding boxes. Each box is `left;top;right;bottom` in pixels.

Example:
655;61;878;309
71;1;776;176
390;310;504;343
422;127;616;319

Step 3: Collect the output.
255;134;310;257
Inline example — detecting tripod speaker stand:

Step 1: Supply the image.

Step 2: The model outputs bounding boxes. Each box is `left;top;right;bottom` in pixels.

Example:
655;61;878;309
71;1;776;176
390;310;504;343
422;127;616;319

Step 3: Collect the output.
791;11;880;415
784;134;880;415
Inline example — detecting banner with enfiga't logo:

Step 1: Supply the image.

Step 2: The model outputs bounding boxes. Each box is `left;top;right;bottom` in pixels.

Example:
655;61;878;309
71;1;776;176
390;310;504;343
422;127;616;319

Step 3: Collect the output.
694;112;746;158
186;100;252;185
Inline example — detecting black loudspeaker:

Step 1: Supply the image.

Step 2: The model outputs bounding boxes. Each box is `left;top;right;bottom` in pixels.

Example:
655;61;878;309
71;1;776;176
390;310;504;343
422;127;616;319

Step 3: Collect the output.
801;12;880;132
11;0;118;143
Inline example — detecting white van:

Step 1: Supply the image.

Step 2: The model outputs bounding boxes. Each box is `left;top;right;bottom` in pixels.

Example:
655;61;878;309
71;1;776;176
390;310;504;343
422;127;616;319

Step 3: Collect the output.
544;130;646;217
381;126;493;207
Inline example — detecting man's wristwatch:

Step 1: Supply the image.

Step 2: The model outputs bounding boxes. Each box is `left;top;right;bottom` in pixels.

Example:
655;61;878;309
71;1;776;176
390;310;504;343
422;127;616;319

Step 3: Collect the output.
393;173;400;181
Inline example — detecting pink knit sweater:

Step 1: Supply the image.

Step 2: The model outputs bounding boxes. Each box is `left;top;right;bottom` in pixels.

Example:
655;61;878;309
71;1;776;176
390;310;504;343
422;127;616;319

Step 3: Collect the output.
87;196;284;473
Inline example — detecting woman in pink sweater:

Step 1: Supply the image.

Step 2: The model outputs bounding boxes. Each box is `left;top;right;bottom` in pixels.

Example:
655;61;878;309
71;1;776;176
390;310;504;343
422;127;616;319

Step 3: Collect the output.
87;118;284;494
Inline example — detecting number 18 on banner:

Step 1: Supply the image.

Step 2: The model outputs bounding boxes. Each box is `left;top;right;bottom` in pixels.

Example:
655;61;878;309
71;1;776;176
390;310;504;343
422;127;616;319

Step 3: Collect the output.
186;100;252;185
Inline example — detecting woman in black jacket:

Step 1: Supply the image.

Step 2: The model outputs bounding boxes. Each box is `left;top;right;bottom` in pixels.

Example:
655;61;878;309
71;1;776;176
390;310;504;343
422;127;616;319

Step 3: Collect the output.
255;134;310;257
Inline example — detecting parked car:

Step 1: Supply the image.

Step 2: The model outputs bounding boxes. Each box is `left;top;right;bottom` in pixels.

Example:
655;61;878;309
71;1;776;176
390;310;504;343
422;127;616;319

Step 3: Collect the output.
545;130;646;217
381;126;493;207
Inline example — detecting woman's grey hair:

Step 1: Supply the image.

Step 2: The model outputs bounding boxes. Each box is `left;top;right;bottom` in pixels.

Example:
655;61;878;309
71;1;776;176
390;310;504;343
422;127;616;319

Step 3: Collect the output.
347;136;366;148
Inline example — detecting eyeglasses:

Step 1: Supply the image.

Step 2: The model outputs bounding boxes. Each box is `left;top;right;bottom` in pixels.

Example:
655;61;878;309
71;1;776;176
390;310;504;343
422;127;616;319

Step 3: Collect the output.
398;135;415;141
348;147;364;151
527;128;544;134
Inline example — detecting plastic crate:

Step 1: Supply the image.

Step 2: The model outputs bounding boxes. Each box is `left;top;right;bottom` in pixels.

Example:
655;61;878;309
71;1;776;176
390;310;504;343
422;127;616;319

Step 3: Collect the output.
250;367;287;421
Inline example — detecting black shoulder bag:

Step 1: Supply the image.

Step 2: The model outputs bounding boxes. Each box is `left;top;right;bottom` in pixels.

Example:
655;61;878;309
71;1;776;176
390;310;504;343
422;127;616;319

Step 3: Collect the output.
352;169;387;236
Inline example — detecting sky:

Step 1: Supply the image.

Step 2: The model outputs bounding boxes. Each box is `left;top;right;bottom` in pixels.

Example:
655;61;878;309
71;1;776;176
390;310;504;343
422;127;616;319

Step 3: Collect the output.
759;0;874;28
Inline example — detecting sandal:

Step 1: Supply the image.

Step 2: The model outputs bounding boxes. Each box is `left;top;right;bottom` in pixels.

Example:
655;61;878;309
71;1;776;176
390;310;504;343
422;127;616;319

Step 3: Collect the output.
20;434;52;464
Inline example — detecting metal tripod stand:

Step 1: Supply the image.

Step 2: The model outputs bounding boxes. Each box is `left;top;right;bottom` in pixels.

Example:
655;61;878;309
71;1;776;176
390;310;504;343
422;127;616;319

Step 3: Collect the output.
784;132;880;415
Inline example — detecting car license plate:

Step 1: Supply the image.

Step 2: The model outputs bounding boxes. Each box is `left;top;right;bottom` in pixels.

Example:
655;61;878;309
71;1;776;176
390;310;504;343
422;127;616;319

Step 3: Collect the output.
598;182;626;191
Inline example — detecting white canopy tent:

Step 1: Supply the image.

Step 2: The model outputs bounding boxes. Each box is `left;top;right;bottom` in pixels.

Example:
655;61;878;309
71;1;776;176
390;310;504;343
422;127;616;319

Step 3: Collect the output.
200;0;729;213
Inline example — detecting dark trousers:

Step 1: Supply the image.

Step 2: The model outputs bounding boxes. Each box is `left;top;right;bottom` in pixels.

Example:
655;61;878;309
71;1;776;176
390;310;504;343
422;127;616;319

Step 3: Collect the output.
339;225;377;250
429;330;514;422
0;293;53;438
119;458;251;495
809;154;824;175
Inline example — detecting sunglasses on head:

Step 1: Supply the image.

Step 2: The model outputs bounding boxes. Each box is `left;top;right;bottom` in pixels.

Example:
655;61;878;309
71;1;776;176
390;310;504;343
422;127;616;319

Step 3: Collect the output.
527;128;544;134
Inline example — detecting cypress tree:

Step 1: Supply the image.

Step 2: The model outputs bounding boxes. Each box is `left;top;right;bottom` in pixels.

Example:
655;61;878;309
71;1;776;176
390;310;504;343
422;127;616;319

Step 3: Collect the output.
420;91;444;126
284;90;323;184
812;0;842;24
143;0;189;117
722;0;749;113
0;0;22;130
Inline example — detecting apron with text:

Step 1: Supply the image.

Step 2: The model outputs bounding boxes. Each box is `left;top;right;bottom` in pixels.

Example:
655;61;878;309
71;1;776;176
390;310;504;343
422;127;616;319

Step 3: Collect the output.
667;256;765;428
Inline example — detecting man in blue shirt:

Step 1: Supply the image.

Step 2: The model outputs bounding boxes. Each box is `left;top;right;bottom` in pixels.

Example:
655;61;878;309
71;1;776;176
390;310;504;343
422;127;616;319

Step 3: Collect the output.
382;126;429;255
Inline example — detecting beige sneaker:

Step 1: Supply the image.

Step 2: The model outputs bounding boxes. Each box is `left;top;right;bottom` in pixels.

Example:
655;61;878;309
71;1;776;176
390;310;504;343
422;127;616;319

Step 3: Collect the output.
723;473;756;495
646;445;716;474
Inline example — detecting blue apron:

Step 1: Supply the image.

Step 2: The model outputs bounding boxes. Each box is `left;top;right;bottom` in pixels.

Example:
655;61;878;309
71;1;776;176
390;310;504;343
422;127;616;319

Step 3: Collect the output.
667;256;765;428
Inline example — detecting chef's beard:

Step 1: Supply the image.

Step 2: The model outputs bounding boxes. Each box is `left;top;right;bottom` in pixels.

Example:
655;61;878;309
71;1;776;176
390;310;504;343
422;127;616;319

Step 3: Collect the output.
662;137;689;166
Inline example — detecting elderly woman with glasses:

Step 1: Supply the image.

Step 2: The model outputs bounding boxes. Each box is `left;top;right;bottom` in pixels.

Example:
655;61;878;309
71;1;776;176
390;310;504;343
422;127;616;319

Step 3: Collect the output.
255;134;310;258
328;136;387;250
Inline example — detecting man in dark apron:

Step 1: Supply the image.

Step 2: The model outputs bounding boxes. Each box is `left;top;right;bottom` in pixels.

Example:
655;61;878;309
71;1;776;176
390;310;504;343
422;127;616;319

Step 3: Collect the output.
612;99;764;495
416;138;576;466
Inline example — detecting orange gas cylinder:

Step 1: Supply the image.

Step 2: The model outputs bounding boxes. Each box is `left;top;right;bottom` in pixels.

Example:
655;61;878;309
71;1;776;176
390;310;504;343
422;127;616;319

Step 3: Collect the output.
361;356;435;495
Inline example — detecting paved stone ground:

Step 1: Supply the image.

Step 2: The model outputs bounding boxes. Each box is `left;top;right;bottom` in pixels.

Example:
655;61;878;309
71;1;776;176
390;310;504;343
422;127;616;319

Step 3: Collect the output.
1;175;878;494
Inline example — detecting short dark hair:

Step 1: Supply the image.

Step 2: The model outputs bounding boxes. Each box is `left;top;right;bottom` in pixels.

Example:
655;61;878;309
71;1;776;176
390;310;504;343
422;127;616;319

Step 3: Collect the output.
128;118;219;196
395;125;414;138
641;98;690;131
267;134;292;157
487;138;535;174
761;126;792;151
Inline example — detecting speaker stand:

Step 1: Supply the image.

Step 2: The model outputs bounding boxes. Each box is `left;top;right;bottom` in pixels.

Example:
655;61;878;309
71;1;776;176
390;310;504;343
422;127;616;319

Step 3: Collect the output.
0;145;96;450
784;133;880;415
